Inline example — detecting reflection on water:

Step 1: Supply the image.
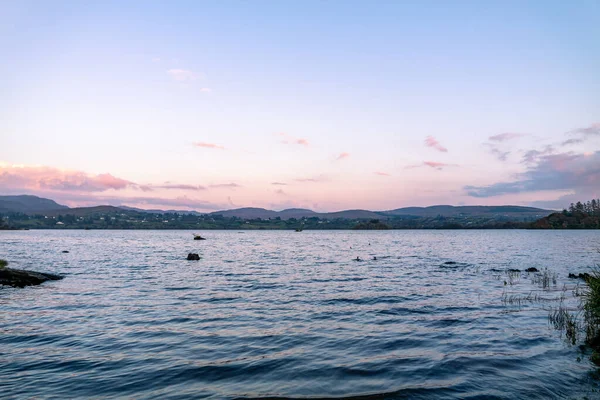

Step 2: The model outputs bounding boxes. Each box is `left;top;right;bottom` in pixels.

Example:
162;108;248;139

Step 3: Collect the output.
1;230;599;399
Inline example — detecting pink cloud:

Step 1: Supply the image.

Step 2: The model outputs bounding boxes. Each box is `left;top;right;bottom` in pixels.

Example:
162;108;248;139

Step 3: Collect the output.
154;184;206;191
271;182;287;186
0;164;135;192
275;189;286;195
277;133;310;147
193;142;225;150
374;171;390;176
209;183;241;189
406;161;458;170
294;175;327;183
336;152;350;160
425;136;448;152
424;161;448;169
489;132;525;142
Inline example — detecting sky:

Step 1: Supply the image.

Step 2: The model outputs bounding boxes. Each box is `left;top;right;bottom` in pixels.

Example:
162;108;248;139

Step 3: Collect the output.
1;0;599;212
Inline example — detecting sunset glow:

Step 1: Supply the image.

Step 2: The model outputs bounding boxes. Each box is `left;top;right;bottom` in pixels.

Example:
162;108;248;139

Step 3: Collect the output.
1;1;598;211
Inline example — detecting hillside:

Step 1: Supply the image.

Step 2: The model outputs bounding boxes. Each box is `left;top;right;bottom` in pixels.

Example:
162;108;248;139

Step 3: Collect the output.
383;205;551;220
531;211;600;229
0;195;68;213
210;207;384;220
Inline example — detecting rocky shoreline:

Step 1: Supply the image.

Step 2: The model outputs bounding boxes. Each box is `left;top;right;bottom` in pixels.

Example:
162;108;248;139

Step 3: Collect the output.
0;260;63;288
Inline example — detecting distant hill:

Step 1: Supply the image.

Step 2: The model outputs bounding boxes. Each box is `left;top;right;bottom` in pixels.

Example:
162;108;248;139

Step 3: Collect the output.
43;206;131;217
210;207;383;220
382;205;551;219
531;211;600;229
119;205;203;215
210;205;551;220
0;195;68;213
0;194;554;224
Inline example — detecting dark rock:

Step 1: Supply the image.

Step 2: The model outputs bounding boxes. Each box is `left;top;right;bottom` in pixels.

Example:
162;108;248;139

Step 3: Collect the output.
444;261;457;265
508;268;521;272
193;235;206;240
62;250;69;253
525;267;539;273
0;267;63;288
187;253;201;260
569;272;591;281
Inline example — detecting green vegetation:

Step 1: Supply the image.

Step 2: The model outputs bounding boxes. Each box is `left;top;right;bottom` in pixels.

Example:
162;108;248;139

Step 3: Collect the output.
0;210;538;230
550;266;600;364
531;199;600;229
0;259;7;269
353;219;391;230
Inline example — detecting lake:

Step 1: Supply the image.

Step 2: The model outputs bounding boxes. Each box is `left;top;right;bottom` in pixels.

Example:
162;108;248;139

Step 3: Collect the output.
1;230;599;399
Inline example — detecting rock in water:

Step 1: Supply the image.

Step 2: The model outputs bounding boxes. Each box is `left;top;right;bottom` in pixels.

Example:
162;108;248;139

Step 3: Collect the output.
62;250;69;253
0;267;63;288
187;253;201;260
525;267;539;273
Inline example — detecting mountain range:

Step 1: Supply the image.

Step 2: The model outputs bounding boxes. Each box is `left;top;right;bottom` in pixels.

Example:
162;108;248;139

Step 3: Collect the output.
0;195;553;220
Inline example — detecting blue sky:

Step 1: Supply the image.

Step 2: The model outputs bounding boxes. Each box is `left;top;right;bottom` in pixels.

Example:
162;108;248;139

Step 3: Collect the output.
1;1;598;211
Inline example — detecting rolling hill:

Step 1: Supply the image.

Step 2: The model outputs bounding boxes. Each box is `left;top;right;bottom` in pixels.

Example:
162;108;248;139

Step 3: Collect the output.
0;195;68;213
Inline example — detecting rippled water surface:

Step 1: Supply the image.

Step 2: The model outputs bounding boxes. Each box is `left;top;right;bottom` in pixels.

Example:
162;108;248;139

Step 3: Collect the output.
1;230;600;399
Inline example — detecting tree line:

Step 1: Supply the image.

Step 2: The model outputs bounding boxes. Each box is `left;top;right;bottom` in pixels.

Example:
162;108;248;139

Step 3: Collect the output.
565;199;600;216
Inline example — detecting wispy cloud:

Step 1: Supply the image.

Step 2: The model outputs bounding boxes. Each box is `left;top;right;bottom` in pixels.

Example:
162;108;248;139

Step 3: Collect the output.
193;142;225;150
570;122;600;136
167;69;198;82
465;151;600;198
271;182;287;186
153;184;207;191
425;136;448;152
405;161;458;170
489;132;525;142
294;175;327;183
209;183;241;189
485;144;511;162
336;152;350;160
0;164;136;192
562;138;585;146
0;163;234;211
522;145;554;164
275;189;287;195
374;171;390;176
424;161;456;170
277;133;310;147
200;88;212;93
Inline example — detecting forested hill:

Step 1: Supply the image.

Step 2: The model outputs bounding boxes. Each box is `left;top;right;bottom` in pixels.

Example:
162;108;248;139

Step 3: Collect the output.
530;200;600;229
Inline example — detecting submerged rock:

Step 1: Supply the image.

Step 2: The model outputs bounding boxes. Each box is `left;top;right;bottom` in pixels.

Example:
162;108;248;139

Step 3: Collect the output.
187;253;201;260
525;267;539;273
444;261;457;265
569;272;592;281
507;268;521;272
0;267;63;288
62;250;69;253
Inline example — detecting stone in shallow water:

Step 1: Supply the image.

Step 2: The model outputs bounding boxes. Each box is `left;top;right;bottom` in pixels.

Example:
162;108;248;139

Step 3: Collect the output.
187;253;201;260
0;267;63;288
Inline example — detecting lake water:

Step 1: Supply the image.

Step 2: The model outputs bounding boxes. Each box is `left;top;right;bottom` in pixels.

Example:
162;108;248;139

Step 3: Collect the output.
1;230;600;399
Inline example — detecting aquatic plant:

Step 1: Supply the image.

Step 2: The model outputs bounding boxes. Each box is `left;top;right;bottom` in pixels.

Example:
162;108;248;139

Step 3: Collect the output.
0;259;7;269
549;264;600;365
531;268;557;289
549;302;579;346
